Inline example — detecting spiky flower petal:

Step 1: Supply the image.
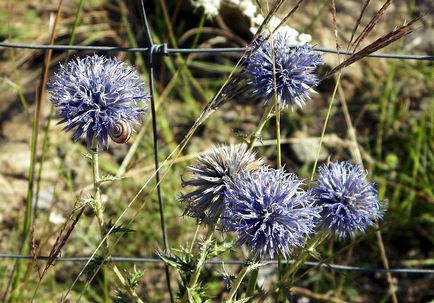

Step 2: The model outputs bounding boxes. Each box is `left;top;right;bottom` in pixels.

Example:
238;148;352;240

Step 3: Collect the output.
245;32;323;108
313;161;383;239
223;167;319;259
48;55;149;149
180;144;263;225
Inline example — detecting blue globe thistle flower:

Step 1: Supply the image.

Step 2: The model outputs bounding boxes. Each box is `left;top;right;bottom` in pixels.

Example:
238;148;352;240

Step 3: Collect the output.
313;161;383;239
48;55;149;149
223;167;320;259
180;144;263;225
245;33;323;108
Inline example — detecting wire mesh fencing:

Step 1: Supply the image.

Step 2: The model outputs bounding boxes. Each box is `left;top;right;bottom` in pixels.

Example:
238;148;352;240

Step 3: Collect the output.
0;1;433;301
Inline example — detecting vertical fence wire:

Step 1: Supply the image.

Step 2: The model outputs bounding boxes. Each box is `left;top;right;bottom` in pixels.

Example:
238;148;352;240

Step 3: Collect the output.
139;2;174;302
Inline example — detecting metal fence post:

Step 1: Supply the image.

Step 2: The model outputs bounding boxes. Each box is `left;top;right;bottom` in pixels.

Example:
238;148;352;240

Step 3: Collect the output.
139;1;174;302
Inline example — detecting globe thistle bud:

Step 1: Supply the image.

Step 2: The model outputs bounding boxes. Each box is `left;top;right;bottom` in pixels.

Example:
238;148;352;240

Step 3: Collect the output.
180;144;263;225
313;161;384;239
48;55;149;149
245;32;323;109
223;167;320;259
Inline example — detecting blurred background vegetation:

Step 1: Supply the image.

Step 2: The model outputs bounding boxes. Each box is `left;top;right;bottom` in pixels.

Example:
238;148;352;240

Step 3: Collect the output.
0;0;433;302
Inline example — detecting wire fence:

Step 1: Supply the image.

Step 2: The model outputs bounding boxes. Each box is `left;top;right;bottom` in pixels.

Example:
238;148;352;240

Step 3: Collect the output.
1;38;433;271
0;254;433;275
1;2;433;300
1;41;433;60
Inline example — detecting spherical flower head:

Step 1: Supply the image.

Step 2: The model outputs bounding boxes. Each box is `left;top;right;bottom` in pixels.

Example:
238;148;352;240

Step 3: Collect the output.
180;144;263;225
48;55;149;149
245;32;323;109
223;167;320;259
313;161;383;239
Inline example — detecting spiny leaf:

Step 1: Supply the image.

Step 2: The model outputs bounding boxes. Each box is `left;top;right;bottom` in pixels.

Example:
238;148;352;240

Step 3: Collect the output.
187;287;203;303
173;244;194;258
185;286;212;303
83;152;92;160
157;249;194;272
209;240;235;258
84;255;106;277
105;220;135;234
307;247;321;261
126;265;143;289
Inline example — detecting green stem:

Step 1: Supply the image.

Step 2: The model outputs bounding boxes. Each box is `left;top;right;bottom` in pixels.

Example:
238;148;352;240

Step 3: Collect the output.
91;145;105;236
189;225;201;253
260;234;329;300
275;105;281;168
276;254;284;303
245;267;259;302
224;265;251;302
91;142;143;303
270;30;281;169
182;224;216;303
112;265;145;303
283;233;329;281
310;72;342;181
247;102;275;151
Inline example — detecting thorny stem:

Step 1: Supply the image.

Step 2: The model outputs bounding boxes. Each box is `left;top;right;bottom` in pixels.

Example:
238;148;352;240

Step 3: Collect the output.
265;233;329;298
91;144;104;235
91;141;143;303
283;233;329;281
112;265;145;303
182;224;216;303
224;264;253;302
189;225;201;253
245;266;259;301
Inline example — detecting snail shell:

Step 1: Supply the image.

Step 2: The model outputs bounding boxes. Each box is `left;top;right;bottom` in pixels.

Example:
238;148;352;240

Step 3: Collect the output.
109;119;132;144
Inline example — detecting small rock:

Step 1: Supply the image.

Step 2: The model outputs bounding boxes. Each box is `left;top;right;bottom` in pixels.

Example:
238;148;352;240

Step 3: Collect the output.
257;264;277;288
2;114;32;142
0;143;30;176
36;188;55;210
49;212;66;225
290;133;328;163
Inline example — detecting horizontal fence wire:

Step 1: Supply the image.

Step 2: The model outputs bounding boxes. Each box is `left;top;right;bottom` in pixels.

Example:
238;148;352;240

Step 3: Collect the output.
0;254;432;275
0;41;433;61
